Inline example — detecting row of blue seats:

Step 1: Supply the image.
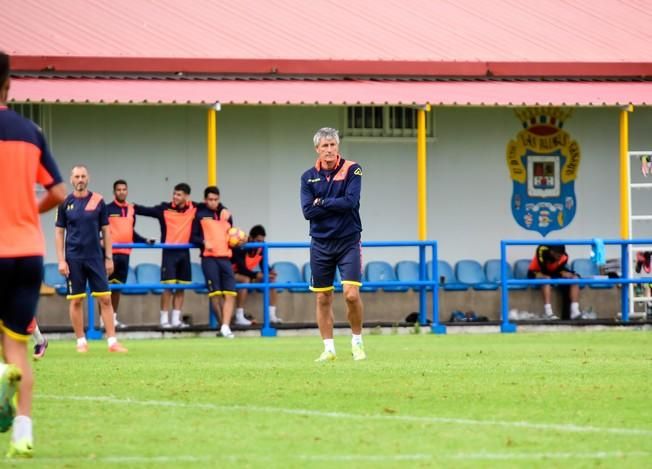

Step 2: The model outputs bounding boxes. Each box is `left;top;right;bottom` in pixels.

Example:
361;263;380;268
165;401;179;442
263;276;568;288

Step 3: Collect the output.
43;258;609;295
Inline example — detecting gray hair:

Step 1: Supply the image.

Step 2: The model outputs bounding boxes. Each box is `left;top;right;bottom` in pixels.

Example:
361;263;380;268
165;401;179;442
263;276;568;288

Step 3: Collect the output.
313;127;340;147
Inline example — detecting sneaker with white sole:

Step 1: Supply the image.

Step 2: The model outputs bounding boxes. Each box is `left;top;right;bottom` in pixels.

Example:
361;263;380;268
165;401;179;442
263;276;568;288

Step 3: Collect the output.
351;343;367;361
160;322;172;329
233;315;252;326
6;437;33;458
171;321;190;329
542;311;559;320
270;316;283;324
219;326;235;339
315;350;337;362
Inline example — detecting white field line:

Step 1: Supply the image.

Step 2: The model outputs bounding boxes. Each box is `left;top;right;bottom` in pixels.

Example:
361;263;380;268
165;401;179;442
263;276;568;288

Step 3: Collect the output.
7;451;652;464
39;394;652;437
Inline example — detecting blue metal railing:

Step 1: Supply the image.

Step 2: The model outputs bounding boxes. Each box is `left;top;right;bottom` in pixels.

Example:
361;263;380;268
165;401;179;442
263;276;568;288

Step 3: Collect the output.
500;238;651;333
84;239;443;338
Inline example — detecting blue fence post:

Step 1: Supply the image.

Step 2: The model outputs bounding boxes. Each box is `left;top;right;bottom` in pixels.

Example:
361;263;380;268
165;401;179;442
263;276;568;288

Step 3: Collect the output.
418;244;427;326
430;240;446;334
621;243;630;322
86;288;103;340
500;240;517;333
260;242;277;337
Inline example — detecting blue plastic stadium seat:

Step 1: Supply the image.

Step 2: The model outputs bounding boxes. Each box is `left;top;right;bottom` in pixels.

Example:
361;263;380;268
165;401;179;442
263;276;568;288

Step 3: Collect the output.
121;266;150;295
395;260;422;291
571;258;612;289
513;258;536;289
455;260;499;291
135;263;164;294
190;262;209;293
364;261;406;292
430;260;468;291
484;259;527;290
43;263;67;295
271;261;304;292
302;262;342;292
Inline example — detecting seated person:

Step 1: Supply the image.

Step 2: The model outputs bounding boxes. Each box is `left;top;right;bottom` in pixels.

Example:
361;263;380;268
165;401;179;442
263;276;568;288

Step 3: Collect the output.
527;244;586;320
231;225;283;325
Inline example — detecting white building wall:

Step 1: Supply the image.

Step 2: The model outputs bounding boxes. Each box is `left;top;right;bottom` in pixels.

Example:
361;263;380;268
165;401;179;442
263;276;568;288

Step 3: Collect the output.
41;104;652;269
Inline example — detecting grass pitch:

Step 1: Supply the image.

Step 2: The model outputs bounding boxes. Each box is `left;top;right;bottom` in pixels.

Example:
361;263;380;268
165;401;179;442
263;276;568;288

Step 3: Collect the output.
6;330;652;467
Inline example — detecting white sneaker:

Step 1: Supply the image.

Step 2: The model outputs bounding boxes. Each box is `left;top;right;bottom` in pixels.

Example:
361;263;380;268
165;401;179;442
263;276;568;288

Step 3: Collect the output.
160;321;172;329
171;321;190;329
234;315;252;326
270;315;283;324
220;326;235;339
115;319;128;330
543;310;559;320
508;309;519;321
571;310;583;320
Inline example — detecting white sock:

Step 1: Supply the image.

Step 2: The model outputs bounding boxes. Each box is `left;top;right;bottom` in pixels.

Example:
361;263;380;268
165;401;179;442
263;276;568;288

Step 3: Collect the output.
76;337;87;347
235;308;245;319
269;306;278;318
544;304;553;315
107;336;117;347
221;324;232;334
113;312;119;323
323;338;335;354
570;302;580;315
160;311;169;324
11;415;32;443
32;325;45;345
171;309;181;324
352;334;363;346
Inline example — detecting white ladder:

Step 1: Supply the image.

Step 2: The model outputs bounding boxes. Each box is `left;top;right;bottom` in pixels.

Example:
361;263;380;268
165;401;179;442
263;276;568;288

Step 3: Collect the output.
627;150;652;318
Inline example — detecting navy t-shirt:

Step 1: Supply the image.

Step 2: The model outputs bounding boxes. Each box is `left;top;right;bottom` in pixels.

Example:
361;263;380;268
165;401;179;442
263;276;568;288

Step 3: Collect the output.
56;191;109;259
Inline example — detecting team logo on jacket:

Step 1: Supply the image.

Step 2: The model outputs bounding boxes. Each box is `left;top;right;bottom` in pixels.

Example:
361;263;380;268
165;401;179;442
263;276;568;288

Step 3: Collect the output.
506;107;580;236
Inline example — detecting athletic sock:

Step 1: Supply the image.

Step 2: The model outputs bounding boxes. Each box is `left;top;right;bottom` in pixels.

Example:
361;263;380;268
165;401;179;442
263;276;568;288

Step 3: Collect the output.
12;416;32;443
323;338;335;354
544;304;553;316
32;325;45;345
171;309;181;324
160;311;169;324
570;302;580;316
351;334;363;346
76;337;87;347
107;336;117;347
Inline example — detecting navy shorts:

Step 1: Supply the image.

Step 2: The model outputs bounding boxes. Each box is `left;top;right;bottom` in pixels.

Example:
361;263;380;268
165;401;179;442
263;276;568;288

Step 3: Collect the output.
109;253;130;284
161;249;191;283
66;257;110;299
310;232;362;291
0;256;43;340
201;257;237;297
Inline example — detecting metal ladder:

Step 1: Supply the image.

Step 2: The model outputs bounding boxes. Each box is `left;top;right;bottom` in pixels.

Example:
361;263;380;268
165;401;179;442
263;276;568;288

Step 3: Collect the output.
627;150;652;318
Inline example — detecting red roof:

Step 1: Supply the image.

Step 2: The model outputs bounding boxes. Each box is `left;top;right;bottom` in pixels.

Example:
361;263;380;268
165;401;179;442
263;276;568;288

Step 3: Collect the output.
3;0;652;77
10;78;652;106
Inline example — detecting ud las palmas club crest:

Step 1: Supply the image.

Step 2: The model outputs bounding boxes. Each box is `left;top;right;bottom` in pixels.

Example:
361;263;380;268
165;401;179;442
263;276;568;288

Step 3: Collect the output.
506;107;580;236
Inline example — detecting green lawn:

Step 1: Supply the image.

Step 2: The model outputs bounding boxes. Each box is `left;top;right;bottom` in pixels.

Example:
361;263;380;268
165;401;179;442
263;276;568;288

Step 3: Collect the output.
6;330;652;468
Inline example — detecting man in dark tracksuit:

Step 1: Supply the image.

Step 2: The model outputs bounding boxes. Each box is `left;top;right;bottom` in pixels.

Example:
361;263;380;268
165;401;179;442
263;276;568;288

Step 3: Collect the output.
135;183;196;328
300;127;365;362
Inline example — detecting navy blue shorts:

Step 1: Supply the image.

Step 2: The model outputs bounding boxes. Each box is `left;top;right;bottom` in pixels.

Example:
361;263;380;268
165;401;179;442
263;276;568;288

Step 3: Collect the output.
0;256;43;340
310;232;362;291
109;253;130;284
66;257;110;299
161;249;191;283
201;257;236;297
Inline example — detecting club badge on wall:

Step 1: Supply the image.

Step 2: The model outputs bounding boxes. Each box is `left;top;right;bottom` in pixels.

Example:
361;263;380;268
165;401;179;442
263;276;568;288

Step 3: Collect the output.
506;107;580;236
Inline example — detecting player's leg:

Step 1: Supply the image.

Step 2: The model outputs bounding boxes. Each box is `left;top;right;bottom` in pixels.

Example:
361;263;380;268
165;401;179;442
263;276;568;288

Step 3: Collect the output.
109;254;129;329
171;252;191;328
88;258;127;352
338;235;365;360
203;258;233;338
219;259;238;332
1;256;43;457
310;238;337;361
66;259;88;351
159;251;176;327
541;283;555;319
233;273;252;325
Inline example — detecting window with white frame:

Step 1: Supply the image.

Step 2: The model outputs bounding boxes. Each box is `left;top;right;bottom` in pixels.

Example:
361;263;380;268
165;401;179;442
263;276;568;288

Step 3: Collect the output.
344;106;434;139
